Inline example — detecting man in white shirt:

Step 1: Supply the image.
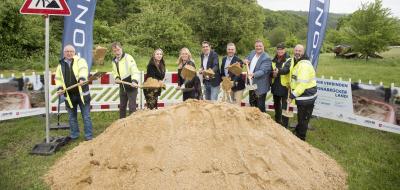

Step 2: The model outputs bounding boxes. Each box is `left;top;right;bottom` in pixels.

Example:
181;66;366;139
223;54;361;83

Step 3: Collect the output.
220;43;245;105
244;40;272;112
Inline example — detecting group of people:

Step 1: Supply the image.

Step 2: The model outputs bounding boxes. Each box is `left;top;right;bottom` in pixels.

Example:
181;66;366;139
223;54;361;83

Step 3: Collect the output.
55;39;317;141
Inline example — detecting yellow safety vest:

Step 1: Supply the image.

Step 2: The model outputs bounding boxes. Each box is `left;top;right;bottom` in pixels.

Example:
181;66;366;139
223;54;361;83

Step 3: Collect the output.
272;58;293;87
290;59;317;100
112;53;140;81
55;55;89;108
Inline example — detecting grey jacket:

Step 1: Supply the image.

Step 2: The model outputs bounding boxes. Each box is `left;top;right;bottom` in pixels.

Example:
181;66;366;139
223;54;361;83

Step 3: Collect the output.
246;50;272;95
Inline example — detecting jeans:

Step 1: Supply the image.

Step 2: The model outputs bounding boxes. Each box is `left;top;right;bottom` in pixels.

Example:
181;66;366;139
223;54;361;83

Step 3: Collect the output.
273;95;289;127
295;103;315;141
65;95;93;140
204;83;220;101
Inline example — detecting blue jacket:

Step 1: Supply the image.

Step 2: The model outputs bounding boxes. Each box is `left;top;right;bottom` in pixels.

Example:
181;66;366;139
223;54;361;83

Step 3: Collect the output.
246;50;272;95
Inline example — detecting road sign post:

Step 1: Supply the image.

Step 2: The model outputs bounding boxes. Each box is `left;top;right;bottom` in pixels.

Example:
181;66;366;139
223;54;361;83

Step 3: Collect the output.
20;0;71;155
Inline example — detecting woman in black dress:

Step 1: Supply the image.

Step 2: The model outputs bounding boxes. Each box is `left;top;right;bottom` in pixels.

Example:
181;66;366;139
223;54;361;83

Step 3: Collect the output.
144;49;166;109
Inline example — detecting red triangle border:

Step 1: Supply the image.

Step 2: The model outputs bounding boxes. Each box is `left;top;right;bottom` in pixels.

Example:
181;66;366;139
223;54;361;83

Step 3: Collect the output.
20;0;71;16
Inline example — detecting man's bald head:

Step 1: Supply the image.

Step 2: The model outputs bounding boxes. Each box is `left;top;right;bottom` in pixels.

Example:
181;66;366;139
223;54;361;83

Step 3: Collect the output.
63;45;76;60
294;44;305;60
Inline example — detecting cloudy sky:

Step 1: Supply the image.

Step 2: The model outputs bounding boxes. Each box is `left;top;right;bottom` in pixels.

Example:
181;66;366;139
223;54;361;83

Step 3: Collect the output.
257;0;400;18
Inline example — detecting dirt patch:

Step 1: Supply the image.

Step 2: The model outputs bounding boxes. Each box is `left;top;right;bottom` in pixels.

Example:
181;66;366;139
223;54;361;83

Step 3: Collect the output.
45;100;347;190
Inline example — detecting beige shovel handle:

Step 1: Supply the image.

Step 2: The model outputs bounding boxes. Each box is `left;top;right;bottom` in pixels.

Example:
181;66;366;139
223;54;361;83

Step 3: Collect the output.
116;79;139;88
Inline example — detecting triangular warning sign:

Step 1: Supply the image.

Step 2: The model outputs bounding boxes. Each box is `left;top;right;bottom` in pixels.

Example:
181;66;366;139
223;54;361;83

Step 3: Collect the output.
20;0;71;16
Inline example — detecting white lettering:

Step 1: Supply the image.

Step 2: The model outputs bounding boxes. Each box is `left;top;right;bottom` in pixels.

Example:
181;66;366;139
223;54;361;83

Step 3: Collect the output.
315;7;323;27
75;5;88;25
73;29;85;47
313;31;320;48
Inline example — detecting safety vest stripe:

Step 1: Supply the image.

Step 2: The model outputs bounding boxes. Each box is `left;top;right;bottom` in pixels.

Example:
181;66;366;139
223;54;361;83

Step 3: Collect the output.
296;93;317;100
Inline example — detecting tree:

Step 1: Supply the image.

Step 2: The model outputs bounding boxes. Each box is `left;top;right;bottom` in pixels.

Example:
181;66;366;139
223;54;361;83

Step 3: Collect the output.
118;1;196;56
182;0;265;54
284;34;299;48
342;0;399;59
267;26;289;47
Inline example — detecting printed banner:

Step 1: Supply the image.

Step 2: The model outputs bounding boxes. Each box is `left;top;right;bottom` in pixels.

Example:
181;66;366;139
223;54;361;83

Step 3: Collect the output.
61;0;97;70
313;78;400;134
0;75;46;120
306;0;330;69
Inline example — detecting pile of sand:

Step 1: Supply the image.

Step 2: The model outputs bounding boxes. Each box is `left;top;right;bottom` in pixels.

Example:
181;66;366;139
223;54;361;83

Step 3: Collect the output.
45;100;347;190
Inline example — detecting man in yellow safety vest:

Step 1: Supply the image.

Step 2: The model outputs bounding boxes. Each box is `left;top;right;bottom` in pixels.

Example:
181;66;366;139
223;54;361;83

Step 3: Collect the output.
288;44;317;141
55;44;93;141
111;42;140;118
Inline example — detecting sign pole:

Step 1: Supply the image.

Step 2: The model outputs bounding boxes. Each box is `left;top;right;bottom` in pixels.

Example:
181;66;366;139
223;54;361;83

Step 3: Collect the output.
20;0;73;155
44;15;50;144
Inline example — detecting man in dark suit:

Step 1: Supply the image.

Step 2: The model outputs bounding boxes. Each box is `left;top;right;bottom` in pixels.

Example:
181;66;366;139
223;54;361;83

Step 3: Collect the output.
244;40;272;112
220;43;245;105
200;41;221;101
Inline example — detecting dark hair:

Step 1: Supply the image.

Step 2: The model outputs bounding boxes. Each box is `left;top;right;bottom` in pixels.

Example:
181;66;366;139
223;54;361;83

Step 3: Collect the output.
149;49;166;74
111;42;122;48
201;41;211;46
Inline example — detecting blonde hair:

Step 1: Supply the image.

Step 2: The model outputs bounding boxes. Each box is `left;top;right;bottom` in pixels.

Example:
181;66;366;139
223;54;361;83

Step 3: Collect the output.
177;47;194;65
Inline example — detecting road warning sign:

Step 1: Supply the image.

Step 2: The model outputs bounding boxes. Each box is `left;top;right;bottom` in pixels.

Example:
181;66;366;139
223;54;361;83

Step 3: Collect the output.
20;0;71;16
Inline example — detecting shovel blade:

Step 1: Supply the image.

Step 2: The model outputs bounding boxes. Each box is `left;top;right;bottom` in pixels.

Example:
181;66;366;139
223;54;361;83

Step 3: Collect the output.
282;110;294;118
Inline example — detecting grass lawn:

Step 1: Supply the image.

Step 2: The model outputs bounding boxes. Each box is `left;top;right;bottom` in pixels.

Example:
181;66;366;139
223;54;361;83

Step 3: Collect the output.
0;48;399;189
0;112;399;190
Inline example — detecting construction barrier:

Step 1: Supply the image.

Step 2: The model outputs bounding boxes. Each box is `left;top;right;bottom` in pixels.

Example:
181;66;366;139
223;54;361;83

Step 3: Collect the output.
1;72;400;134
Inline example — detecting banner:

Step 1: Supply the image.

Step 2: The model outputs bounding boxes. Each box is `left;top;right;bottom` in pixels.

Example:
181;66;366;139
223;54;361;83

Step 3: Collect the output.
306;0;330;69
61;0;97;70
0;75;45;121
313;78;400;134
314;78;353;116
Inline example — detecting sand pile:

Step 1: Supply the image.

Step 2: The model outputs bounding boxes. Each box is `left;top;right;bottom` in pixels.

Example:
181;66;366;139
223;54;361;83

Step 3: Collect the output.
45;100;347;190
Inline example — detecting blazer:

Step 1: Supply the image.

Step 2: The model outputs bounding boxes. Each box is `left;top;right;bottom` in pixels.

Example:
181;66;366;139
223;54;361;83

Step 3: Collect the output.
246;50;272;95
220;55;245;91
200;50;221;87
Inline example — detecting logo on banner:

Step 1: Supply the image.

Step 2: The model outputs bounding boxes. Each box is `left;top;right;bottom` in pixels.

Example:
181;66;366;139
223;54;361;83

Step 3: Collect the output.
62;0;96;70
20;0;71;15
306;0;330;68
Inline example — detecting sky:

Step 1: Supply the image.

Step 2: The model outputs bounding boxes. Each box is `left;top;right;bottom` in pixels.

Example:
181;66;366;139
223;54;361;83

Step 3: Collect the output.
257;0;400;18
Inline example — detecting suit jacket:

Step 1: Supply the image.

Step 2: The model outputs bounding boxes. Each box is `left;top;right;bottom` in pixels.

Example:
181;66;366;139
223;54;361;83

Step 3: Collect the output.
200;50;221;87
220;55;245;91
246;50;272;95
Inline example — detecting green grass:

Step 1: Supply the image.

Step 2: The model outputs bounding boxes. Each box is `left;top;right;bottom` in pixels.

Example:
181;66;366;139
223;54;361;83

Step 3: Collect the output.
0;112;118;189
1;48;399;189
316;48;400;86
0;112;399;190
